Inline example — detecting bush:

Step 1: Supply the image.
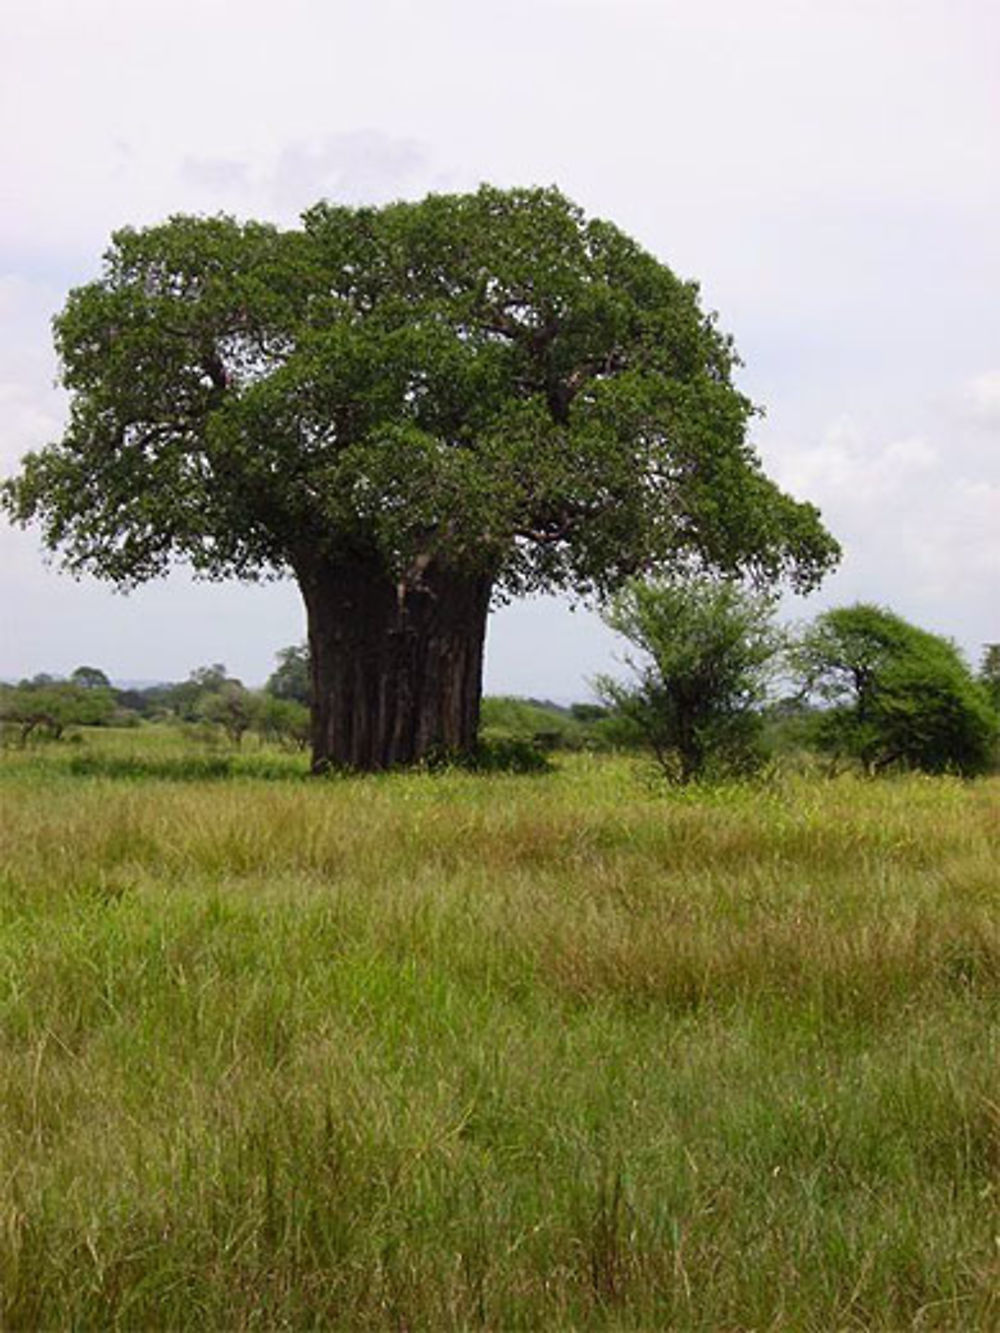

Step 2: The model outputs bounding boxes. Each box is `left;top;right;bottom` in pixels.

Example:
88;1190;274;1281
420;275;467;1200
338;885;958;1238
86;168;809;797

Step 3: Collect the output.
423;736;553;775
597;575;783;782
479;697;606;752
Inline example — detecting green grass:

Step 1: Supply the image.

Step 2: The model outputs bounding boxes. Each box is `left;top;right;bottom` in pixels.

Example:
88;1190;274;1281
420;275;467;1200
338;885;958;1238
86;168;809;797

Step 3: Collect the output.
0;729;998;1328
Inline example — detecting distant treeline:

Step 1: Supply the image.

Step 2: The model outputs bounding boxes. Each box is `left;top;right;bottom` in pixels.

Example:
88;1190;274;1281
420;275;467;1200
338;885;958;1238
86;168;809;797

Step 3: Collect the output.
4;604;999;779
0;661;310;750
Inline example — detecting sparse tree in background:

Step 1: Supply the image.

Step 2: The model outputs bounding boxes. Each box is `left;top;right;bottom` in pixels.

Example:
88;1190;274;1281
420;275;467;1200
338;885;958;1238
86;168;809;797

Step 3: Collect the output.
790;604;997;776
265;644;311;707
188;664;229;691
254;695;311;750
2;187;838;771
195;680;257;747
70;665;111;691
162;664;236;721
596;575;783;782
0;678;115;744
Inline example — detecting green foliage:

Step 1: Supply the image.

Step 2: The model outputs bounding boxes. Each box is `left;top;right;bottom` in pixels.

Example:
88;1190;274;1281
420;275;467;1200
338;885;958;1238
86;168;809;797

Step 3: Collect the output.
479;696;624;753
979;643;1000;713
597;575;783;781
69;664;111;690
481;696;575;747
3;187;837;603
3;658;315;755
142;663;241;724
64;749;307;783
265;643;311;706
425;734;554;774
569;701;609;724
155;665;310;750
253;694;311;750
194;680;258;746
0;677;115;743
792;604;998;775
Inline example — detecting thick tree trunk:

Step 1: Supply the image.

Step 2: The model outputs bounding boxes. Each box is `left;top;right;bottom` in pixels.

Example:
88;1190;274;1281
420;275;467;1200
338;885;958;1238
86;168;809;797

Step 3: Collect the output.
296;555;492;772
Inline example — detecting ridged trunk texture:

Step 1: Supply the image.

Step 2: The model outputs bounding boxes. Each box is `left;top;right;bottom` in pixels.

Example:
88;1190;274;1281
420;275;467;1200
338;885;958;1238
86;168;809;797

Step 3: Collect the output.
297;556;492;772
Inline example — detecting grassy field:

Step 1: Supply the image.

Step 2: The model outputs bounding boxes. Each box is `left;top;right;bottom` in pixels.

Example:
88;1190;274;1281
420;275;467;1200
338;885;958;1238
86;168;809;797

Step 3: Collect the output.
0;728;998;1330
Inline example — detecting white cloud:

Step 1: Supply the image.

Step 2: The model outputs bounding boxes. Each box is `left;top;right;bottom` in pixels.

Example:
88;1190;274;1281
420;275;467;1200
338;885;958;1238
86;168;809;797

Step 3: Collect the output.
774;419;938;506
0;276;65;470
0;384;62;469
270;133;431;211
177;133;456;223
763;406;1000;654
179;156;253;197
963;370;1000;426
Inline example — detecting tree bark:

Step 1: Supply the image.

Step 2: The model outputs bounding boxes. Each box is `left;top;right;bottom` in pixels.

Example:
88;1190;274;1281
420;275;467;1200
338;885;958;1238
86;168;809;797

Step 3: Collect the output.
295;554;492;772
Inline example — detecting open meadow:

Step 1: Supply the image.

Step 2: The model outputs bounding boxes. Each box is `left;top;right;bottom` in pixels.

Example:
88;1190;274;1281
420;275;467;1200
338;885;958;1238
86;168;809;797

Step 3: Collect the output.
0;728;998;1330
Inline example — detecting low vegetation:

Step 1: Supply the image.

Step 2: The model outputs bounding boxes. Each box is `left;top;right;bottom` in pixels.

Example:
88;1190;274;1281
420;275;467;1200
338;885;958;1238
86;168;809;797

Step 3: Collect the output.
596;576;783;782
0;727;997;1329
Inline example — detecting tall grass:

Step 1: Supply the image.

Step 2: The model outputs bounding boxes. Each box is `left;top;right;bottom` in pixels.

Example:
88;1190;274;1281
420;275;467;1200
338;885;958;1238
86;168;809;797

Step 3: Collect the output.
0;731;997;1328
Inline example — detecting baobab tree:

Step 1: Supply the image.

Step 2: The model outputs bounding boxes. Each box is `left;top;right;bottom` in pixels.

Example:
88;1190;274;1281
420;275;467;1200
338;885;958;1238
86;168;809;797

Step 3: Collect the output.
3;186;839;770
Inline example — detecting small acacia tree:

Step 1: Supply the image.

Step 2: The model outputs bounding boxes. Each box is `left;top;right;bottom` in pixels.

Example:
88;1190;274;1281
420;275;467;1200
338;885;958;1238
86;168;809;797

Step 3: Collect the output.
2;186;838;771
70;665;112;691
195;680;258;747
159;664;233;722
0;678;115;744
597;574;783;781
791;604;997;775
254;695;310;750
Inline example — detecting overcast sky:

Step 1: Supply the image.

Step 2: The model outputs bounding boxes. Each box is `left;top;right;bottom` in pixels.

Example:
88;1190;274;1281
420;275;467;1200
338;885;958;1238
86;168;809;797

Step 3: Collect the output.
2;0;997;696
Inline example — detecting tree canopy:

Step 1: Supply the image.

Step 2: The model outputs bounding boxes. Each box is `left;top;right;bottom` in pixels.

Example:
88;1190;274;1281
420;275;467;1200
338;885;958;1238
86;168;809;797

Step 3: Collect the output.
265;644;311;706
791;604;997;775
0;676;115;743
2;186;839;769
3;186;837;596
